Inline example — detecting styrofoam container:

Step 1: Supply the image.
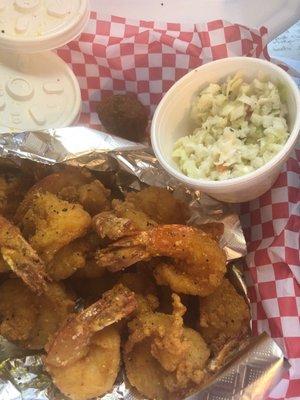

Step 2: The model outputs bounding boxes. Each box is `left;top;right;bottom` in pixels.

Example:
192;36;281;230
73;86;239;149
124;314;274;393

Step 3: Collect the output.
0;52;81;132
151;57;300;203
0;0;90;53
0;1;90;132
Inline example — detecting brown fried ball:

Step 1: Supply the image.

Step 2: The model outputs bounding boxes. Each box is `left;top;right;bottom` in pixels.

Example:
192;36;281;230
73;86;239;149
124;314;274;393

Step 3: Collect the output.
97;94;148;142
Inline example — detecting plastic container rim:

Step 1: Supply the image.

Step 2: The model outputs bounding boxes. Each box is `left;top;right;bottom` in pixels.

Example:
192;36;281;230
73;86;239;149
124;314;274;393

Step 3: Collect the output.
0;0;90;53
151;57;300;189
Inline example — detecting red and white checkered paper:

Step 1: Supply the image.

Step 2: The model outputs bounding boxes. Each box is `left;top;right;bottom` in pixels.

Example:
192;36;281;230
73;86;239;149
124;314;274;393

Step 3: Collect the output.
55;9;300;400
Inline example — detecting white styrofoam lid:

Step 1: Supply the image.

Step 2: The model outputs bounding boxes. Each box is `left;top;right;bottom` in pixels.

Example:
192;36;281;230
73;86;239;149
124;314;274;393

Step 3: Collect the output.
0;0;90;53
0;51;81;133
93;0;300;41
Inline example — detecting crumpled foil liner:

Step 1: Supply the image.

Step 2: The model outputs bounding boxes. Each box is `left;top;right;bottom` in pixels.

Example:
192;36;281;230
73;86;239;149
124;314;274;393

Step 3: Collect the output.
0;127;288;400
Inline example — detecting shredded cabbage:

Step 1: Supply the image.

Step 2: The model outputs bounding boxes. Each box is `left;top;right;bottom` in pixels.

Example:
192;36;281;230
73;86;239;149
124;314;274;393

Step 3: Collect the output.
172;73;289;180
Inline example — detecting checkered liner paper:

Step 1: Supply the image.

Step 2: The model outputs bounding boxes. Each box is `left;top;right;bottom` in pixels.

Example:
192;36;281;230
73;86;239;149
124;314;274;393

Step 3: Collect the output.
55;9;300;400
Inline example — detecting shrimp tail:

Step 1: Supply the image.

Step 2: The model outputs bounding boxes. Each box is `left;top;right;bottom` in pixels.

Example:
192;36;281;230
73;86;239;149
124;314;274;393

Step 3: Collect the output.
96;246;150;272
0;215;50;295
93;211;138;241
45;284;137;368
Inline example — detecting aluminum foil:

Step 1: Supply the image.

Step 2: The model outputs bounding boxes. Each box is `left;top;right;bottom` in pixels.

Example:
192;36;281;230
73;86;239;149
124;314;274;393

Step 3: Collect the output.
0;127;288;400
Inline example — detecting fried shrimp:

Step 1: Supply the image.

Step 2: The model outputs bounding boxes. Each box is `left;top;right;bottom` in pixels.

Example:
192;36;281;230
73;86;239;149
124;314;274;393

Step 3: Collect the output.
17;192;91;262
0;279;38;343
0;169;33;219
125;187;187;224
199;278;250;352
198;222;224;242
93;189;190;244
45;284;136;367
14;169;111;221
125;341;169;399
0;278;75;349
47;239;87;281
0;215;49;294
0;254;9;273
118;270;159;315
97;225;226;296
49;326;120;400
113;199;158;229
47;233;100;280
45;284;137;400
124;294;210;400
93;211;138;241
93;199;157;241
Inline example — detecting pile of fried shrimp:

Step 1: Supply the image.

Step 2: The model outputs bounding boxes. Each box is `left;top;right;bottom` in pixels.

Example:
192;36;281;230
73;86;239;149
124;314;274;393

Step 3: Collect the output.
0;162;250;400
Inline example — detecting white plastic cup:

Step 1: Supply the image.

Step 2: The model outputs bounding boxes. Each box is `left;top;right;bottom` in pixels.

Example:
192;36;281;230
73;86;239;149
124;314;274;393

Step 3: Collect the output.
151;57;300;203
0;2;88;132
0;51;82;133
0;0;90;53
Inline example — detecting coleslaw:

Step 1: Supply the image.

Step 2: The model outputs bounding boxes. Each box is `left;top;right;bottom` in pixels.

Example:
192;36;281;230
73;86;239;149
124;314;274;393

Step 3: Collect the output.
172;73;289;180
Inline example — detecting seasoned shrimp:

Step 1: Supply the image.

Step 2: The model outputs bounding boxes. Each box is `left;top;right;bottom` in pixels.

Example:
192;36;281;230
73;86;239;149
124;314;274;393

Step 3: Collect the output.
154;261;223;296
93;199;157;241
199;278;250;352
93;211;138;241
47;232;100;280
47;239;87;281
0;254;9;273
125;187;187;224
124;294;210;400
125;340;169;400
0;215;49;294
14;169;111;221
0;278;75;349
96;225;226;296
112;199;157;231
0;279;38;343
0;169;33;219
45;284;137;400
49;326;121;400
45;284;136;367
30;282;75;349
17;192;91;262
198;222;224;242
118;270;159;315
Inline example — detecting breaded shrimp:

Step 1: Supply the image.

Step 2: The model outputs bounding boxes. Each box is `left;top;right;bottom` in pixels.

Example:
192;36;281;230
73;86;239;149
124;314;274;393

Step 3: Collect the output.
0;169;33;219
47;233;100;280
47;239;87;281
0;278;75;349
0;215;49;294
93;199;157;241
48;326;120;400
125;187;187;224
45;284;137;400
199;278;250;352
14;169;110;221
118;270;159;315
0;279;38;343
198;222;224;242
0;254;9;273
96;225;226;296
124;294;210;399
45;284;137;368
93;211;138;241
17;192;91;262
124;341;168;400
112;199;158;231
